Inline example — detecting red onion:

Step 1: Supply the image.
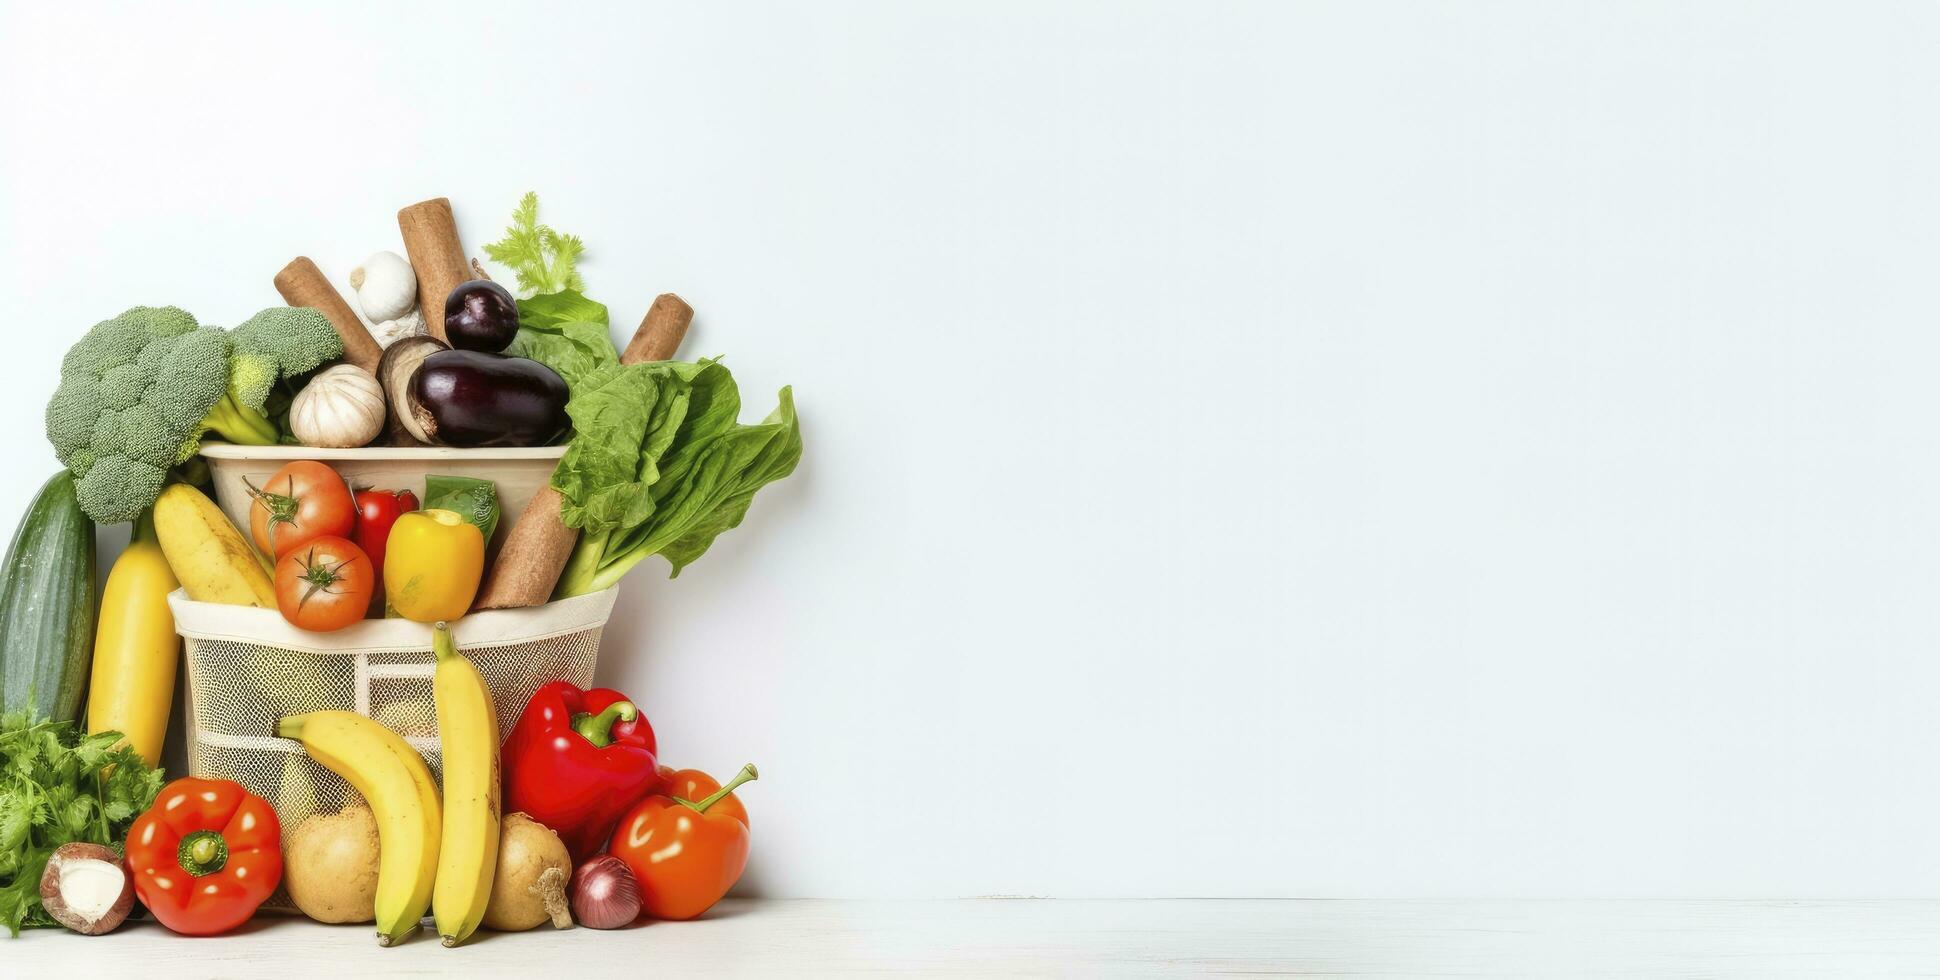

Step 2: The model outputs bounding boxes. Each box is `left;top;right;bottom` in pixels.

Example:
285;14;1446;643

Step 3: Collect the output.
570;855;642;929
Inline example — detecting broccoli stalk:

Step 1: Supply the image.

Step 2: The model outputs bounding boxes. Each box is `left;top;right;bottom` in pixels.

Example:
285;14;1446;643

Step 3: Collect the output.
211;307;344;447
200;389;280;446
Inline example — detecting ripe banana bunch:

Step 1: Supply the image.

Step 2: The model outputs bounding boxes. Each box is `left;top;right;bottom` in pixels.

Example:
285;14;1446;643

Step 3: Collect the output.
276;710;442;946
430;620;501;947
279;622;502;947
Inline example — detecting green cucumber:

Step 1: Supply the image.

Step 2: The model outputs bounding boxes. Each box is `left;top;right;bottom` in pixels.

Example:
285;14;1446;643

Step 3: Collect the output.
0;471;97;722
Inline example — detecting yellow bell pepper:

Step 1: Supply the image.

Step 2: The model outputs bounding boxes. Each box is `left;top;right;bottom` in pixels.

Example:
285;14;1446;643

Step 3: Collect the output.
384;509;484;622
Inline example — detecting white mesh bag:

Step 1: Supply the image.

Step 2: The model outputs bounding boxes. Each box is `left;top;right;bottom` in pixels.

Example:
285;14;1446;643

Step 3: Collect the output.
168;587;617;833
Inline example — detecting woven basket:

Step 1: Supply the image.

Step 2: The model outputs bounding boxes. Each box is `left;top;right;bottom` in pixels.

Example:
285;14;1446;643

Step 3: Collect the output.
168;586;618;907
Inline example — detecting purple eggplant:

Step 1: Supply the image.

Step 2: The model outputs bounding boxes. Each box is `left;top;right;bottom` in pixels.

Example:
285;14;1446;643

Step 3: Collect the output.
444;279;522;352
407;349;570;447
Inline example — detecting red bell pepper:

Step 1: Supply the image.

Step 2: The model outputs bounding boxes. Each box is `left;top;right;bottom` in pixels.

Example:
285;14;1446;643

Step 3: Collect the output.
125;777;283;936
501;680;659;862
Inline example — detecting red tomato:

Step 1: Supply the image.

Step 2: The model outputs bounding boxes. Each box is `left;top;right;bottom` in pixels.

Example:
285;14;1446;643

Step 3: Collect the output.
274;536;375;632
248;461;356;561
353;487;418;597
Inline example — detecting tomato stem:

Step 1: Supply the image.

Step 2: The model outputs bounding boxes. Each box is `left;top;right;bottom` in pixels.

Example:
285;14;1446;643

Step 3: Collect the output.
294;544;361;610
243;474;301;555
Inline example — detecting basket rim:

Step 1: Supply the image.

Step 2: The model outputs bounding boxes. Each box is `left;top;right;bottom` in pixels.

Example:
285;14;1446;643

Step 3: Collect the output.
167;586;619;651
199;442;568;461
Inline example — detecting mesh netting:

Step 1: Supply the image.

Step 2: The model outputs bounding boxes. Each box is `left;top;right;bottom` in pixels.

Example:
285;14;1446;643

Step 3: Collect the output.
172;589;612;911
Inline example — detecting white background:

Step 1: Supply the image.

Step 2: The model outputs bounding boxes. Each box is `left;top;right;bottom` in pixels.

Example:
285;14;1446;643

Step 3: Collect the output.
2;1;1934;900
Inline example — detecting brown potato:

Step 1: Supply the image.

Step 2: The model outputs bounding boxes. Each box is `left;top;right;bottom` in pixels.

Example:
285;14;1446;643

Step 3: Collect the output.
284;806;381;923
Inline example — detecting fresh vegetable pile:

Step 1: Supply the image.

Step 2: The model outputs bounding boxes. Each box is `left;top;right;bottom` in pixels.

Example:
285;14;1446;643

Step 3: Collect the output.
0;192;799;943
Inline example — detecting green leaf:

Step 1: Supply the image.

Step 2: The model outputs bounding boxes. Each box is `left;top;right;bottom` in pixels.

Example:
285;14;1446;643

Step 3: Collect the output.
481;192;587;296
517;290;610;332
552;361;802;594
503;290;619;396
508;321;618;393
625;387;801;577
551;365;658;533
422;476;500;542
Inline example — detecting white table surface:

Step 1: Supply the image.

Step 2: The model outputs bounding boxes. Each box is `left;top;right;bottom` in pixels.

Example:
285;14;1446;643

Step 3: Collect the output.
8;898;1940;977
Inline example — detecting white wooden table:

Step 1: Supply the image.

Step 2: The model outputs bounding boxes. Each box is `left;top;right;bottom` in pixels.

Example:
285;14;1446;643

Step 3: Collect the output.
9;898;1940;977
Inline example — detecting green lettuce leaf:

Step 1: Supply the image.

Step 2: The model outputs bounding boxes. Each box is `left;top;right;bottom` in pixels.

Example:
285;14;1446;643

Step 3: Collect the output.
504;291;619;394
550;359;802;594
518;290;610;331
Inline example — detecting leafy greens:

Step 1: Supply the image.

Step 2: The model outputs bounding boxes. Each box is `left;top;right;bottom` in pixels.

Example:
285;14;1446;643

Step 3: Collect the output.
0;714;164;935
551;360;801;593
483;195;621;394
504;290;619;395
481;192;804;593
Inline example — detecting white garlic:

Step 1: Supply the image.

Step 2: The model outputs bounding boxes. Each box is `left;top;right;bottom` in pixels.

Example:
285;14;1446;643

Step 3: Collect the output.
348;251;417;323
290;364;387;448
370;307;426;349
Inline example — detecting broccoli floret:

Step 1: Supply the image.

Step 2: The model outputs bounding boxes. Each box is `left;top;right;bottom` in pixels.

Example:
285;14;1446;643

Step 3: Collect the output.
45;305;348;524
200;307;344;447
45;308;232;524
227;307;343;413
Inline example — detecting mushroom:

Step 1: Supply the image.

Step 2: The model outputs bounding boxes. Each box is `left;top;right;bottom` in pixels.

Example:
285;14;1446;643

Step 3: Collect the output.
38;842;135;935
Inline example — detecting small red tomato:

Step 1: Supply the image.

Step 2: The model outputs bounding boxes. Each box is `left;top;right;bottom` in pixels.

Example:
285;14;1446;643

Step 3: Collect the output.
353;487;418;613
248;461;356;561
274;536;374;632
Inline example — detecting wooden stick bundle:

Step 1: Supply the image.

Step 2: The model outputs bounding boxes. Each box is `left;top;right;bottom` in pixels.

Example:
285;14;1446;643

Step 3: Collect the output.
273;257;384;374
397;198;470;343
475;294;694;609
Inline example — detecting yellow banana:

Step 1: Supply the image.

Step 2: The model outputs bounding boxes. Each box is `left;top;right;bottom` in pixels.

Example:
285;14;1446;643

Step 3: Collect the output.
431;622;500;947
153;483;273;606
86;510;181;766
278;710;442;946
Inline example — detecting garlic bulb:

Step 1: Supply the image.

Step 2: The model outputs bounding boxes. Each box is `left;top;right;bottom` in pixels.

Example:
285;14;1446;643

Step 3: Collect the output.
291;364;387;448
349;251;417;323
370;308;426;349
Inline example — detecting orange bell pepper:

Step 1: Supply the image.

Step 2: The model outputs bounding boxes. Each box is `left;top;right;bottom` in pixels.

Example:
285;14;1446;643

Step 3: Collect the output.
606;763;758;920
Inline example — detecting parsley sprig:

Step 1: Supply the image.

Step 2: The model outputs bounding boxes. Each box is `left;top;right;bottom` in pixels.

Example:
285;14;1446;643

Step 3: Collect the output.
0;713;164;935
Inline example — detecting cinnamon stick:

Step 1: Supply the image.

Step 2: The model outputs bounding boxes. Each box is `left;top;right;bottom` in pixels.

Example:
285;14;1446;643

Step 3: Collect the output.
474;293;695;610
396;198;469;343
273;257;383;374
620;293;694;363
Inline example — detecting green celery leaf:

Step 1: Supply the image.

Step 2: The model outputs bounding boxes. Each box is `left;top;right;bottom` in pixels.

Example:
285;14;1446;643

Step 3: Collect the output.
481;192;587;296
